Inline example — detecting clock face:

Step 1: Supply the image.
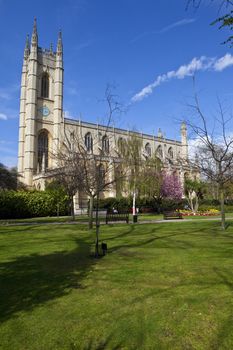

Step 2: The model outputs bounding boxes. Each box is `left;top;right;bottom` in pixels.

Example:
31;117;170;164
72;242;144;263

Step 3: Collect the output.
39;106;50;117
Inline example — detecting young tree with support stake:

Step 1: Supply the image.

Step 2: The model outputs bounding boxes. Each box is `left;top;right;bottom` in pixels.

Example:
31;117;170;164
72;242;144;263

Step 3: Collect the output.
54;85;125;256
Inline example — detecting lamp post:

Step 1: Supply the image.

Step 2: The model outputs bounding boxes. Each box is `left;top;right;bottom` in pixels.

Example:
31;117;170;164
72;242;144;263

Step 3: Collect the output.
132;191;138;223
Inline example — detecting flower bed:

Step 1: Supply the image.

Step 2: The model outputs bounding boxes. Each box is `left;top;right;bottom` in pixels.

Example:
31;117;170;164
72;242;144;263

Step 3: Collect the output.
179;209;220;216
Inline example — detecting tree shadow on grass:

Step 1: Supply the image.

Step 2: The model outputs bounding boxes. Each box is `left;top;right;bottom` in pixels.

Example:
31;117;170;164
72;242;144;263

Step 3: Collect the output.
0;236;98;323
108;227;198;253
76;334;122;350
213;267;233;291
105;224;136;242
212;313;233;349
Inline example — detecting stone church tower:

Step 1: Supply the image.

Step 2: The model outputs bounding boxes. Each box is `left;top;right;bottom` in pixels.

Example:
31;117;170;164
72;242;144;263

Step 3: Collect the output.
18;19;63;188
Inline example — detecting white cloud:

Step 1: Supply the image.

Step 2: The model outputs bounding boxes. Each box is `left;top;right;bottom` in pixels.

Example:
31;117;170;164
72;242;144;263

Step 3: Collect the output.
132;53;233;102
0;113;7;120
131;18;195;43
188;137;204;160
159;18;196;33
214;53;233;71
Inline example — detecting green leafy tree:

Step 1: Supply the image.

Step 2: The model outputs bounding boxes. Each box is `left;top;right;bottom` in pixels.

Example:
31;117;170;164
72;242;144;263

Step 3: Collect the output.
187;0;233;45
0;163;23;190
45;180;69;216
117;134;164;213
138;155;163;203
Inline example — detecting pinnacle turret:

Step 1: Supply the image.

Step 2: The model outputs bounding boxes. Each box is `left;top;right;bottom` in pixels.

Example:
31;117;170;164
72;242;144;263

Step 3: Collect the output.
158;128;163;138
24;34;30;58
181;121;187;131
50;43;53;55
31;17;38;47
56;30;63;56
181;121;188;160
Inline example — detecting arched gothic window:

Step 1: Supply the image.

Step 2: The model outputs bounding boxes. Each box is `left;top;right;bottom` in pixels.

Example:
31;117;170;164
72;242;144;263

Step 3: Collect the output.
118;137;126;155
102;135;109;154
168;147;174;158
85;132;93;152
157;145;163;158
38;130;49;172
145;143;152;157
41;73;49;98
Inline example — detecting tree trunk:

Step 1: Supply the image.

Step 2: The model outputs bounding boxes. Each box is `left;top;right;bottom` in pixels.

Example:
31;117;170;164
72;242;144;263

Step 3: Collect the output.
70;195;75;221
219;185;226;230
194;195;199;214
188;192;194;214
95;192;100;257
88;195;94;229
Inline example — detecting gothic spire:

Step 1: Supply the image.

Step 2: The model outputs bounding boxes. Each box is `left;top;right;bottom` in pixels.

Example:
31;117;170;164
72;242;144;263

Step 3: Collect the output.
50;42;53;55
158;128;163;138
181;121;187;131
24;34;30;58
56;30;63;56
31;17;38;46
33;17;37;33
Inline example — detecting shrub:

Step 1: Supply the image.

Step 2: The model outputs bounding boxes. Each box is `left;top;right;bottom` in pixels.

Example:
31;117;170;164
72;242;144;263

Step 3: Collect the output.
0;190;69;219
93;197;131;212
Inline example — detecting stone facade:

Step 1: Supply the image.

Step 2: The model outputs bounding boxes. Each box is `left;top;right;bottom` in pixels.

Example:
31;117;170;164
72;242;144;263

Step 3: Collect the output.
18;20;194;213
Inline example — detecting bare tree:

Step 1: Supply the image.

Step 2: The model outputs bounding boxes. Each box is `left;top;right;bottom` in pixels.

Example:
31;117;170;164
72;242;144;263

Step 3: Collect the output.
187;0;233;9
54;85;126;256
186;91;233;229
52;141;82;220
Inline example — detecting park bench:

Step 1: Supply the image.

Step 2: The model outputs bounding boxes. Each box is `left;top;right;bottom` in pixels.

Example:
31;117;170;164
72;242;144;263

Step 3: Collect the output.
106;212;129;224
163;211;183;220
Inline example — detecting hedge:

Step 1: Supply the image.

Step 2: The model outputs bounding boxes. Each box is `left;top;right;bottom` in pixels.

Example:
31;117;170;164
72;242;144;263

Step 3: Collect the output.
0;190;69;219
93;197;233;214
93;197;185;213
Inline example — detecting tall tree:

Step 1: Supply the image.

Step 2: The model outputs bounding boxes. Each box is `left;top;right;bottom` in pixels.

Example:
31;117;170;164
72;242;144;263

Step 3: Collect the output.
0;163;24;190
187;0;233;44
54;86;125;256
186;91;233;229
138;155;163;200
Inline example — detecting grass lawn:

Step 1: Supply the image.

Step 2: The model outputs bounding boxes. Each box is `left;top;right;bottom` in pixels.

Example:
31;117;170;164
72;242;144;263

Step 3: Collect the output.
0;215;90;224
0;221;233;349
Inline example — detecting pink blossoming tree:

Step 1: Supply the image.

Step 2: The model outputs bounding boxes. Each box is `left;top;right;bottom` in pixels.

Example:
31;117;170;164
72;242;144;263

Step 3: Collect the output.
161;172;183;200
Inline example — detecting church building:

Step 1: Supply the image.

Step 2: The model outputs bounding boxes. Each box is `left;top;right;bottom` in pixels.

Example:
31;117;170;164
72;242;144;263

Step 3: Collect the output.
18;20;192;212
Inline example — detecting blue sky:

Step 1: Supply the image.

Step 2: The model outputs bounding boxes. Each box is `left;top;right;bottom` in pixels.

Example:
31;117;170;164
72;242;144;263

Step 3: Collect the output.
1;0;233;167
